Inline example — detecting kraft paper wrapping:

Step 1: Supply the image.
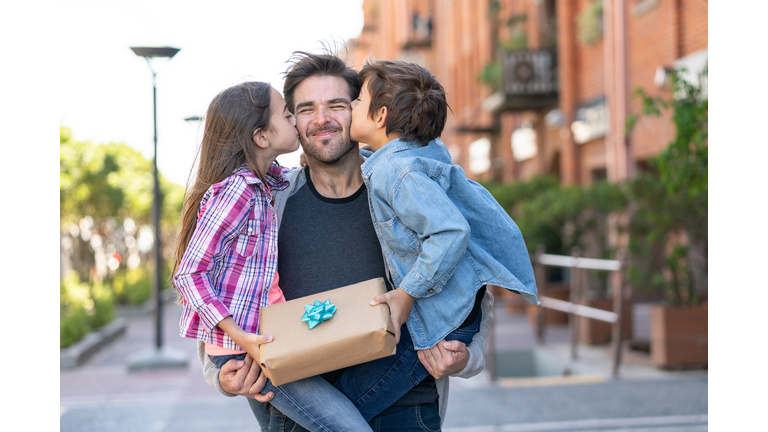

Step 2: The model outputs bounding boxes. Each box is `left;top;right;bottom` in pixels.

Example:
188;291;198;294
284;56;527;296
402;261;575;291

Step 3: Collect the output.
258;278;396;386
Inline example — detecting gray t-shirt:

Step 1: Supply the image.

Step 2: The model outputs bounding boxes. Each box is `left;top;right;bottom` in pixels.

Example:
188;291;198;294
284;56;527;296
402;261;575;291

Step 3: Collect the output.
277;168;437;405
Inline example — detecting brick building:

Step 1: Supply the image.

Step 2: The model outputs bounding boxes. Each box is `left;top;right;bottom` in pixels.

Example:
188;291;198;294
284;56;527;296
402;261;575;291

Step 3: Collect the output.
347;0;708;185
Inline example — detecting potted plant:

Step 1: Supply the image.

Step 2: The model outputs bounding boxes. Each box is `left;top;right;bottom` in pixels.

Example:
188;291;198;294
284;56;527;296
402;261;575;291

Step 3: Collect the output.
626;65;708;368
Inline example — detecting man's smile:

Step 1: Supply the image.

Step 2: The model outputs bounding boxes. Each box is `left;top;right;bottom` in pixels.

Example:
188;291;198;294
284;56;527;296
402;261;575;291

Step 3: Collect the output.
311;129;340;139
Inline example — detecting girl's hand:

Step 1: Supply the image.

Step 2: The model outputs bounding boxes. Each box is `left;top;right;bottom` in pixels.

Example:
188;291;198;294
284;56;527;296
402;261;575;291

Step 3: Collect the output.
371;287;415;344
217;316;272;364
240;333;273;365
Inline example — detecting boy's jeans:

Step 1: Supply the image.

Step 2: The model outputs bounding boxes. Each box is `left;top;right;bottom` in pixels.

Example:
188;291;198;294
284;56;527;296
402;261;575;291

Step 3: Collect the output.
334;308;481;421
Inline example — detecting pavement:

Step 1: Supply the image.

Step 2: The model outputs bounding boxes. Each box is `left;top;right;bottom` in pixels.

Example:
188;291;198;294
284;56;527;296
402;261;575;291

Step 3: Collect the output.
60;294;708;432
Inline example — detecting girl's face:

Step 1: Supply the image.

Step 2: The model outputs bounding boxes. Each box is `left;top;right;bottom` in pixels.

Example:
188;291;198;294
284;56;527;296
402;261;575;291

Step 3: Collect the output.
262;88;300;156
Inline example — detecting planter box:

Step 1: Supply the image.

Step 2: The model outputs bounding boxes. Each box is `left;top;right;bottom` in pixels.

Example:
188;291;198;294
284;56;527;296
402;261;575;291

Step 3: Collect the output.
577;298;633;345
527;285;570;326
650;304;708;368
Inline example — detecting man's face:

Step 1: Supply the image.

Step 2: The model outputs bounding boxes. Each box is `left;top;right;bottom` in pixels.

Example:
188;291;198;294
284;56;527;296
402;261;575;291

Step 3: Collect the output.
292;75;356;165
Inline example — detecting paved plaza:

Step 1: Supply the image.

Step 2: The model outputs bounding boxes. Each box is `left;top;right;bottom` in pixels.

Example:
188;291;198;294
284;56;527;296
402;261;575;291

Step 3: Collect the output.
60;295;707;431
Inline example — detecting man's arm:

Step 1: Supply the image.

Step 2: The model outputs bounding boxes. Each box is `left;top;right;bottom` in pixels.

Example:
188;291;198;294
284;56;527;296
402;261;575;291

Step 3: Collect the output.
197;340;274;401
417;289;493;379
454;289;493;378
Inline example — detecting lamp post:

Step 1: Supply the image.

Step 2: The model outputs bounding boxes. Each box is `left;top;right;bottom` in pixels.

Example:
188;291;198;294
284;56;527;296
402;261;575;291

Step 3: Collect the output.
127;46;188;371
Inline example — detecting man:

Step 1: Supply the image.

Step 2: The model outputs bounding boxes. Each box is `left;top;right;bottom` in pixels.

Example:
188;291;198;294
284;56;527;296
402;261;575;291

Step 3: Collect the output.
197;49;493;431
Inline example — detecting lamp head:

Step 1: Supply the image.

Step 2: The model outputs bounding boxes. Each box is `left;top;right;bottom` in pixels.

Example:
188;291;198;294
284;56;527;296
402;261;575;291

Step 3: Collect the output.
130;46;180;59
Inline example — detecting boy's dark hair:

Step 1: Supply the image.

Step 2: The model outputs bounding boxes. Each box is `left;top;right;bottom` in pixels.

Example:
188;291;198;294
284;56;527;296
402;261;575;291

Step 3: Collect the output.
359;59;449;145
282;45;361;114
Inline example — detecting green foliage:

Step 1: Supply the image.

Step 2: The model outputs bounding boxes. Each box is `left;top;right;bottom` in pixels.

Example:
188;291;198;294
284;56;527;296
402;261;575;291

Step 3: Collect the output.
577;1;604;45
60;271;115;349
483;175;559;212
60;126;186;346
499;31;528;53
499;14;528;53
477;61;503;93
111;268;152;305
484;176;627;258
60;125;184;231
626;66;708;306
60;273;90;349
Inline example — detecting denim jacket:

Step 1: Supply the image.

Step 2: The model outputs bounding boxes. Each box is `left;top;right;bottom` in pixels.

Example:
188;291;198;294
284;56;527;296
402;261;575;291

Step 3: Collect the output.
361;138;538;349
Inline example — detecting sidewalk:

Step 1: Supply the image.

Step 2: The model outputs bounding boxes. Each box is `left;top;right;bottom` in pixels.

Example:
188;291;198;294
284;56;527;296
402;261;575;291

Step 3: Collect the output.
60;295;707;431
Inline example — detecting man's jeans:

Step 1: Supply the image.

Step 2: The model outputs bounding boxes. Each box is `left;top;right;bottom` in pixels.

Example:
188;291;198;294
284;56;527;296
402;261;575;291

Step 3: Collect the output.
260;401;441;432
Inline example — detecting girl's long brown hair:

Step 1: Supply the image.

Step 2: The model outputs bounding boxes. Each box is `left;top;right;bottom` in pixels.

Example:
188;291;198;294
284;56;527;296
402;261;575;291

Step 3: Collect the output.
172;81;274;303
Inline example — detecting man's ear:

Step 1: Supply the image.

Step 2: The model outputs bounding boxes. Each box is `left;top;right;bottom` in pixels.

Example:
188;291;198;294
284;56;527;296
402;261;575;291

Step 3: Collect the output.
375;106;388;130
252;129;269;149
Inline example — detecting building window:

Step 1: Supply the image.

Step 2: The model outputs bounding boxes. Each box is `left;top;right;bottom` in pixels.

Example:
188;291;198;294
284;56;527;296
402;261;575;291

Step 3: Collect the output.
469;138;491;175
591;167;607;182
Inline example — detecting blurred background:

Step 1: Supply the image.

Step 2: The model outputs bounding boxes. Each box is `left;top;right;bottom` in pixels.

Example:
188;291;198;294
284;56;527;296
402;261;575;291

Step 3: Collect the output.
56;0;714;431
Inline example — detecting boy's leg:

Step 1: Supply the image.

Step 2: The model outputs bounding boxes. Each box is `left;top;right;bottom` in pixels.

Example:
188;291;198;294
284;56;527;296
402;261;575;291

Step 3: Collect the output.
260;375;373;432
334;311;482;422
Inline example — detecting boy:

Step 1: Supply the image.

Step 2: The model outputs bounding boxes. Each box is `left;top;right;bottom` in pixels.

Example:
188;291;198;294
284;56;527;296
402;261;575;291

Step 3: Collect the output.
351;58;539;355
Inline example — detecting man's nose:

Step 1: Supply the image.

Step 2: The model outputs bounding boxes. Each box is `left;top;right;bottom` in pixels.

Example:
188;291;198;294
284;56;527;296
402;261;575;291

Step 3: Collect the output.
313;106;331;125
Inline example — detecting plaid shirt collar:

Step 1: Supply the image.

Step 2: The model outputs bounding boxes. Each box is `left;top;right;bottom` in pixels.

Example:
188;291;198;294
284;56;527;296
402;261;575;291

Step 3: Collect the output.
231;164;289;191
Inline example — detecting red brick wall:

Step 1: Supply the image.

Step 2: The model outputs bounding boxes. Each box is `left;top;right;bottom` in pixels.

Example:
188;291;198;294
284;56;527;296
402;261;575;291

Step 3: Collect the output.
681;0;708;55
349;0;706;183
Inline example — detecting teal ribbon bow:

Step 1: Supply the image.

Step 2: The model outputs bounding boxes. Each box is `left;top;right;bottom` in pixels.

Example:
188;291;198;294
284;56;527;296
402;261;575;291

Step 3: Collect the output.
301;299;337;329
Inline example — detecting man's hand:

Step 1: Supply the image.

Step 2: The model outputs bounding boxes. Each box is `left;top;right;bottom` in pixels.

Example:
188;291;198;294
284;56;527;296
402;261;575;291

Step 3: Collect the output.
417;340;470;379
371;287;415;344
219;354;274;401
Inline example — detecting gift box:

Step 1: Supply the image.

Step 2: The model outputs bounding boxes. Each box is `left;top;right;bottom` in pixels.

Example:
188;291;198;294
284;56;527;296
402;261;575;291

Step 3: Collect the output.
258;277;396;386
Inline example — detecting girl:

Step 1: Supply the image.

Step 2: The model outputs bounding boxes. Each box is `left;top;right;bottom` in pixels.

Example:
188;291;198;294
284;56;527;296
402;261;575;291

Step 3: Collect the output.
172;81;373;432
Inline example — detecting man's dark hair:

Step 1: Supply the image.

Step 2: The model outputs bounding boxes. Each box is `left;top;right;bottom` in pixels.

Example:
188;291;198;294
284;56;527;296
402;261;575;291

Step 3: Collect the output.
283;46;361;114
359;59;449;145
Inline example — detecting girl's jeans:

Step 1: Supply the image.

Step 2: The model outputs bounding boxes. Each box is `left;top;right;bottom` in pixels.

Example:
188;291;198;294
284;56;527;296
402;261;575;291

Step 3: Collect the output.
213;309;481;431
208;355;372;432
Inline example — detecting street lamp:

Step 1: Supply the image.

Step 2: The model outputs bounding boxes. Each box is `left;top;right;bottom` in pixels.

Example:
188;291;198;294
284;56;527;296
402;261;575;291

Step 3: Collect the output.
127;46;188;371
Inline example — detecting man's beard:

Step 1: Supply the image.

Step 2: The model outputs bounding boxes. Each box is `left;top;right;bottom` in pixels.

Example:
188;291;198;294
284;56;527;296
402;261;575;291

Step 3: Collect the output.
299;126;356;165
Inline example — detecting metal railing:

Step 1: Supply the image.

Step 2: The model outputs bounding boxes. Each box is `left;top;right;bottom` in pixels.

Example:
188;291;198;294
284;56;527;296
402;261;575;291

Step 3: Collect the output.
487;245;628;379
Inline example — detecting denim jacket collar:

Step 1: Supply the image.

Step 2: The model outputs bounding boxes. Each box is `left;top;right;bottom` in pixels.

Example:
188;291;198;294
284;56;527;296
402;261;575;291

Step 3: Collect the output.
361;138;426;179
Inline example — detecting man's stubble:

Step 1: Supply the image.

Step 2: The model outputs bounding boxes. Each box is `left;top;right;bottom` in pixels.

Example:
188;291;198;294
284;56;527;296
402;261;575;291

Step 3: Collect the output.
299;125;358;167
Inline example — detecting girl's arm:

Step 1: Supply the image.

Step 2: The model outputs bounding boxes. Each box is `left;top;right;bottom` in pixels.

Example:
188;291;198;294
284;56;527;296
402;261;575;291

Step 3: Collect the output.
217;317;271;363
174;176;251;335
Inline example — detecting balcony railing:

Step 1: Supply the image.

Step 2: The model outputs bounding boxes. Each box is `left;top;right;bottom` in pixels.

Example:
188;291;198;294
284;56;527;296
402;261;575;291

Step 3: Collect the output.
488;49;559;112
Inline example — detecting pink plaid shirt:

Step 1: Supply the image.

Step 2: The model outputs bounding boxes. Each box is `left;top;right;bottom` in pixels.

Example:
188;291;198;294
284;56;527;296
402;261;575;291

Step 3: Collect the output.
175;164;292;350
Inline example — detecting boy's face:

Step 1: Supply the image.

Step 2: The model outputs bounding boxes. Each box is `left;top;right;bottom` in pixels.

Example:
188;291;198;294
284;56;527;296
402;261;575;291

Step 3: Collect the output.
350;79;378;148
